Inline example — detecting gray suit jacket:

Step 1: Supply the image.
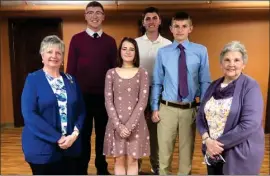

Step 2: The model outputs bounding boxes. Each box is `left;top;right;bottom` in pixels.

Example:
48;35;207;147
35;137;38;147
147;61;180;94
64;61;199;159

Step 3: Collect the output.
196;74;265;174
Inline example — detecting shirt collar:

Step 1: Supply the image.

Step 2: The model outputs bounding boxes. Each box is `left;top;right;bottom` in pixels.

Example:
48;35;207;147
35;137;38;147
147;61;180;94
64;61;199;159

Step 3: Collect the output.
172;39;190;49
86;28;103;38
142;33;163;44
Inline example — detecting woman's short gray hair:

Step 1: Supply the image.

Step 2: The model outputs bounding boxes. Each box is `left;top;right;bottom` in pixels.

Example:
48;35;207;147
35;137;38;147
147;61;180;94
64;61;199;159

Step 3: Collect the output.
219;41;248;64
39;35;65;55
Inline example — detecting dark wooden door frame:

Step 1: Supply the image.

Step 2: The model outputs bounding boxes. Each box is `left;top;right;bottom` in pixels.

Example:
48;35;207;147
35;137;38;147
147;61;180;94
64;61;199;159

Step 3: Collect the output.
9;19;23;127
8;18;63;127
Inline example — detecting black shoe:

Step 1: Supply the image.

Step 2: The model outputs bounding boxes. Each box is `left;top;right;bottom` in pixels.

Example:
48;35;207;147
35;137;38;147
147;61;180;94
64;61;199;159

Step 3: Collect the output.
151;168;159;175
97;170;111;175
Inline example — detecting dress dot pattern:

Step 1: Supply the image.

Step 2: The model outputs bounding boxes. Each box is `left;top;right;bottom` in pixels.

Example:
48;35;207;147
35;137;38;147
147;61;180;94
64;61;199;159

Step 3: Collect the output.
103;68;150;159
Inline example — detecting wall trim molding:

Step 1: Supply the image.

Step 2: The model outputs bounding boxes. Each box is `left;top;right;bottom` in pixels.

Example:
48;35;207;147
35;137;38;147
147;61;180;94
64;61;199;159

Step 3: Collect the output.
0;1;269;13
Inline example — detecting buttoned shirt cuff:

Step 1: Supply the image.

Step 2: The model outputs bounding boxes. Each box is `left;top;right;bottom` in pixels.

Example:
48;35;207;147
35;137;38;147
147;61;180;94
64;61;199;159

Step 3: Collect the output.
151;104;159;111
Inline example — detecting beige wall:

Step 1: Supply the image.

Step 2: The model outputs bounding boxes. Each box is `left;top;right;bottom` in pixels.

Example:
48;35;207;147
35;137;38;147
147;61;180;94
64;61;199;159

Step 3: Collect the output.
190;13;269;127
1;11;269;127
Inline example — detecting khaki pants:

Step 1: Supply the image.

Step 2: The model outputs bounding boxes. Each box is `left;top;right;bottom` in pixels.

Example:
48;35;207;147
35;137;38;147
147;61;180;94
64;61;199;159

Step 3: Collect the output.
158;103;196;175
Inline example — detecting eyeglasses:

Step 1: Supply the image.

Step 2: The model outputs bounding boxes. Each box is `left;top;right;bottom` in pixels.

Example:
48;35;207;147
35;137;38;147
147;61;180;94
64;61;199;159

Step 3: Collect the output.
85;11;104;17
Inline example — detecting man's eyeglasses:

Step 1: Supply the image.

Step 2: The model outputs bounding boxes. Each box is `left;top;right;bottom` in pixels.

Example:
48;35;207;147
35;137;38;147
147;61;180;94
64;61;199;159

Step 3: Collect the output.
85;11;104;17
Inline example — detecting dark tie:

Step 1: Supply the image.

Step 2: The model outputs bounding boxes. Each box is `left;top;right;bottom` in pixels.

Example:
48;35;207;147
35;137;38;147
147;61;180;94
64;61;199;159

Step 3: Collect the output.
178;44;189;99
93;33;98;39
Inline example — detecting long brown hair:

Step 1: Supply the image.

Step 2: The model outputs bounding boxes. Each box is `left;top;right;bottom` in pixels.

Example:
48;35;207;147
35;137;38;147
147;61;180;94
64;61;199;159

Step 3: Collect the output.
117;37;140;68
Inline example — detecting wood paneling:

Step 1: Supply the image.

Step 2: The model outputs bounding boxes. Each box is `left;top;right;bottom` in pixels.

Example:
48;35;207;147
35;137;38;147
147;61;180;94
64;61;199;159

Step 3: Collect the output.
0;19;14;124
1;128;269;174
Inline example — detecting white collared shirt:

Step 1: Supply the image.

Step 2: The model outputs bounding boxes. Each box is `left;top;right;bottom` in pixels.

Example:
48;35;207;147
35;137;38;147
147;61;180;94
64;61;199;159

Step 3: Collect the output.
86;28;103;38
135;34;172;83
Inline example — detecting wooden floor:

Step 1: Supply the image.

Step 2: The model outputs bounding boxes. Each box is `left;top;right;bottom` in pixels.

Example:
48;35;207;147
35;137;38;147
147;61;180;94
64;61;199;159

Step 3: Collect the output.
1;127;269;175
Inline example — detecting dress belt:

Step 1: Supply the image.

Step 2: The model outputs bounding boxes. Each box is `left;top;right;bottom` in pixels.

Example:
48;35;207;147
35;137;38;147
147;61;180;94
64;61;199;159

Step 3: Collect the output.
160;100;199;109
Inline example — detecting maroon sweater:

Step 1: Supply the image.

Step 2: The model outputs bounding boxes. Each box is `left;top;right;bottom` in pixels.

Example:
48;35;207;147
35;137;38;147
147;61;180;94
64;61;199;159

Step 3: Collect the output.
66;31;117;94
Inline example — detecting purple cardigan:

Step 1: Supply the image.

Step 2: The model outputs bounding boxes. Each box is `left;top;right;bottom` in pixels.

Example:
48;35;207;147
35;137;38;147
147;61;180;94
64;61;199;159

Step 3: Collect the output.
196;74;265;174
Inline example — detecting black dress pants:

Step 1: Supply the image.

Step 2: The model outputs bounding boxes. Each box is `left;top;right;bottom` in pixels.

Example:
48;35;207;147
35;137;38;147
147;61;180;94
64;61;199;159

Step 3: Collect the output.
207;162;224;175
78;94;109;175
28;156;80;175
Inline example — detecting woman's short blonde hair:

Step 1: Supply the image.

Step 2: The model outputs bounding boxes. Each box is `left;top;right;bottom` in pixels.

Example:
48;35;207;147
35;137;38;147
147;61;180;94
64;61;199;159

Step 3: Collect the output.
39;35;65;55
219;41;248;64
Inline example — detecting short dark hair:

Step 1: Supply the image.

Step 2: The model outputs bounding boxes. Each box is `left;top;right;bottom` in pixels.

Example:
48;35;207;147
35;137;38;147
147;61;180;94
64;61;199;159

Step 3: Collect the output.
140;7;161;34
85;1;104;12
142;7;160;19
117;37;140;68
171;11;192;26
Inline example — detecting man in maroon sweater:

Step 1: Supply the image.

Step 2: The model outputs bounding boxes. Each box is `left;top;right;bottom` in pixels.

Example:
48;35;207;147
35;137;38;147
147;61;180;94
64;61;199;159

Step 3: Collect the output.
66;1;117;175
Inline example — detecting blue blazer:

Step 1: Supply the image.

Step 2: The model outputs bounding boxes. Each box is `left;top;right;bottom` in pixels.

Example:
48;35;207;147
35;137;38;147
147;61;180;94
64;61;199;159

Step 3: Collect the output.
21;69;86;164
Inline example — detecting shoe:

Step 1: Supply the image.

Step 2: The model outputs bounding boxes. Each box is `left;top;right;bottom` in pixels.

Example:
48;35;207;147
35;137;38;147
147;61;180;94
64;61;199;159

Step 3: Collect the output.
97;170;111;175
138;159;142;172
151;168;159;175
138;167;142;173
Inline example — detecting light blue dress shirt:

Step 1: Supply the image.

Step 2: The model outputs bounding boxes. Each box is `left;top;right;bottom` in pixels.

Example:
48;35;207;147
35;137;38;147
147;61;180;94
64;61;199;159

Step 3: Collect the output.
151;39;211;111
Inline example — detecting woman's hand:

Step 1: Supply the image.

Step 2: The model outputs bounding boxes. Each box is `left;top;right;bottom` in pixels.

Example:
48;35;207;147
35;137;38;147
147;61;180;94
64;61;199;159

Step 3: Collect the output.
205;138;224;157
58;134;77;149
57;135;66;145
119;125;131;138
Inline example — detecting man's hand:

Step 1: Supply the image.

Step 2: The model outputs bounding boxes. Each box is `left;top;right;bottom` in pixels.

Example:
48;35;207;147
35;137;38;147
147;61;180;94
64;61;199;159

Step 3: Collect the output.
152;110;160;123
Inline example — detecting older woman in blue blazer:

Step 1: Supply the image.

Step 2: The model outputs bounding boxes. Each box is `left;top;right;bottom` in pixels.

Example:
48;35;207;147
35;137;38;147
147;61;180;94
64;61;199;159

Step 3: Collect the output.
196;41;264;174
21;35;85;175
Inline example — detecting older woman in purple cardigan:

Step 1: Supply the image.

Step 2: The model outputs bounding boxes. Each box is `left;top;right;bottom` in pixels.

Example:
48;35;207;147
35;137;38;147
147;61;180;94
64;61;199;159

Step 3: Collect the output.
196;41;265;175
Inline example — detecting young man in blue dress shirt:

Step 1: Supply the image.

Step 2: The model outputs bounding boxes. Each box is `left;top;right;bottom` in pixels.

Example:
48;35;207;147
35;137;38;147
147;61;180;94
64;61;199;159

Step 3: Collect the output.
151;11;211;175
